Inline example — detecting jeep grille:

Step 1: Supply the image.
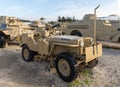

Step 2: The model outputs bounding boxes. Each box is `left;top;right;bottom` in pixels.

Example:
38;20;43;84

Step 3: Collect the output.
84;39;91;47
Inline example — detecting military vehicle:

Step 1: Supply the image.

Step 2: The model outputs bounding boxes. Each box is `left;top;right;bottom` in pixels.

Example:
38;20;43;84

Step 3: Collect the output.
19;5;102;82
20;27;102;82
29;21;46;30
63;14;120;42
0;16;33;48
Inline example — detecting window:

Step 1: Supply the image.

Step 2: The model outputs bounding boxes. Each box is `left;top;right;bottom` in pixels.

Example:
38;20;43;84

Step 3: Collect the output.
1;24;7;30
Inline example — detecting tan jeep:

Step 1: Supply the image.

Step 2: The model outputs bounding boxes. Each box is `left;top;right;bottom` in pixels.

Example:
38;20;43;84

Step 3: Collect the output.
19;27;102;82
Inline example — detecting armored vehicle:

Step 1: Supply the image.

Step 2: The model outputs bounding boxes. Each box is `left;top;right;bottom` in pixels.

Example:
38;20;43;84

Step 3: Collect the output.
29;21;46;30
63;14;120;42
0;16;33;48
20;26;102;82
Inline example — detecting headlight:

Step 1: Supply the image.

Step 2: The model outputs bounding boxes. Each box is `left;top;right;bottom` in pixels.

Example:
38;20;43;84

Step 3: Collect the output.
80;41;84;47
91;39;94;45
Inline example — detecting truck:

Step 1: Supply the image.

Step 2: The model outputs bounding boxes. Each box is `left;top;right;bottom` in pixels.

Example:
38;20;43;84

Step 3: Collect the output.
63;14;120;42
0;16;33;48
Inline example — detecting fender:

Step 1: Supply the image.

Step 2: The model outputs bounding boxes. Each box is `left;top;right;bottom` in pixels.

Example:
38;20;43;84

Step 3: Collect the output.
20;34;37;52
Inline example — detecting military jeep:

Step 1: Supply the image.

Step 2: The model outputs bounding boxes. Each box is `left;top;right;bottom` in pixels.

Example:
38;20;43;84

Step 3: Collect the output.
19;27;102;82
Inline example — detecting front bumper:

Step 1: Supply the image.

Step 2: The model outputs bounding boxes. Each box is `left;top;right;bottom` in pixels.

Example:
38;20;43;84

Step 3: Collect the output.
85;44;102;62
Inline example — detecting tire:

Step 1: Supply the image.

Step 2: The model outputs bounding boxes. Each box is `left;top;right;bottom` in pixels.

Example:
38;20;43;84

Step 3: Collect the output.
55;53;79;82
118;37;120;42
70;30;82;36
0;35;5;48
22;45;35;62
86;59;98;68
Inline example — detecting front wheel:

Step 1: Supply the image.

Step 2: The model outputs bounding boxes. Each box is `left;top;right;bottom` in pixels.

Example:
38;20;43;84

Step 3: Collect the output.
55;53;79;82
0;35;5;48
22;45;35;62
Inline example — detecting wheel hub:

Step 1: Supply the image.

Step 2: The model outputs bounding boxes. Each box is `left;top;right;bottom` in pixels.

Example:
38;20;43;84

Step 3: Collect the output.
23;48;29;60
58;59;70;76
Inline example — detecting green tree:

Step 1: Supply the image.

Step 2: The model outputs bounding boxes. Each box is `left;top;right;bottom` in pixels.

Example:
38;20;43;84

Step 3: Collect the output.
58;16;61;22
40;17;45;22
62;16;65;22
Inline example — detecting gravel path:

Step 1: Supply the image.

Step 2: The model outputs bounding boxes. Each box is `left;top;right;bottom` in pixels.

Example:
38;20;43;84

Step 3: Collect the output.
0;46;120;87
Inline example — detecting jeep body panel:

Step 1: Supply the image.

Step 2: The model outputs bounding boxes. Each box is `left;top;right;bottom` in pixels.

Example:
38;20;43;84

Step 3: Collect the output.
85;44;102;62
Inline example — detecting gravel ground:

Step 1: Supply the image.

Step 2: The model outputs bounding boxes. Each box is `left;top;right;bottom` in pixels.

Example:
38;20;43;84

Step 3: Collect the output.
0;46;120;87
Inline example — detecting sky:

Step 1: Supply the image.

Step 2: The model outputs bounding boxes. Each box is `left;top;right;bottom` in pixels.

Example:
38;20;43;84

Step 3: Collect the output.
0;0;120;21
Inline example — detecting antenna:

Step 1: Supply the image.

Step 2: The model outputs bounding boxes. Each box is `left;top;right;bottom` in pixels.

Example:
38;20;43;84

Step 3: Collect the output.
94;4;100;45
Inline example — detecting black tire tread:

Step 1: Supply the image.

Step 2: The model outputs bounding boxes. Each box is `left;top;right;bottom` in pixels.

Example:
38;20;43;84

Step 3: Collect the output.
0;35;5;48
70;30;82;36
119;37;120;42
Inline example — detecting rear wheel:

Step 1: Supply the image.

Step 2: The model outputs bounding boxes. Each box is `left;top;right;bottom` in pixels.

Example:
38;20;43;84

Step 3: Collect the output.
22;45;35;62
70;30;82;36
118;37;120;42
86;59;98;68
55;53;79;82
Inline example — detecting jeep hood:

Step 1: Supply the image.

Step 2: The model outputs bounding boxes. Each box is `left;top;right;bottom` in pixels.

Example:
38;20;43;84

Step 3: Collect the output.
47;35;84;44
